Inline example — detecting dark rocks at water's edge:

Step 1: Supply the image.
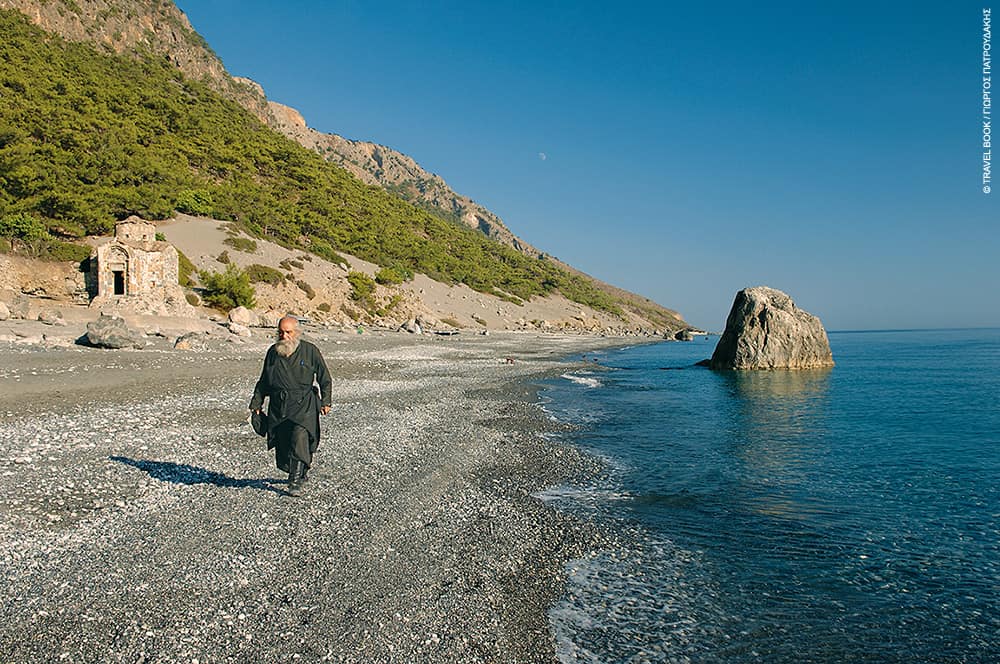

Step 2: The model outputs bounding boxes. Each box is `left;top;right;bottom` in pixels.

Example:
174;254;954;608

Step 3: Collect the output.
709;286;834;370
81;314;144;349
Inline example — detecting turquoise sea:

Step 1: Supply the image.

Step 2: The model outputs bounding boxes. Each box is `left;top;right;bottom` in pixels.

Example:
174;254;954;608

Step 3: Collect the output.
539;329;1000;663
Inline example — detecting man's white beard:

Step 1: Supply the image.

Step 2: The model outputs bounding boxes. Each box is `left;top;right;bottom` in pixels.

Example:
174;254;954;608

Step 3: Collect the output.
274;337;300;357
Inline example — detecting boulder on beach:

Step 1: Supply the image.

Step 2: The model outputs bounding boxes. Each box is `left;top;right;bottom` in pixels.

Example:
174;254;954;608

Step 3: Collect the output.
259;310;284;328
228;306;258;327
174;331;208;351
400;318;422;334
38;310;65;326
228;322;252;337
0;302;9;321
674;329;694;341
709;286;834;370
2;292;30;320
84;314;144;349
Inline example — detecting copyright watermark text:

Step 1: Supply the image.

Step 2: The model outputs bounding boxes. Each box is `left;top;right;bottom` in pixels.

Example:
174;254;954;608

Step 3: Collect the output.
984;8;992;193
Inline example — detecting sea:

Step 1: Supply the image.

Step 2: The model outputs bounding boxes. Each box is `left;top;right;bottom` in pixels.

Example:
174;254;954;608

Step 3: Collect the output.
537;328;1000;663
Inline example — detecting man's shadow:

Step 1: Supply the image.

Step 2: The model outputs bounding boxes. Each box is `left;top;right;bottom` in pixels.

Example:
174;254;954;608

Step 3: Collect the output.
110;457;287;495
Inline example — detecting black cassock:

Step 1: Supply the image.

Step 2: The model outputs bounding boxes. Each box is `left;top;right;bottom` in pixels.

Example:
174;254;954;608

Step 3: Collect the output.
249;340;332;471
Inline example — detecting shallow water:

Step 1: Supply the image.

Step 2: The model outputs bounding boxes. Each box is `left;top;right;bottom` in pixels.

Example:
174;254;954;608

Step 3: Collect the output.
541;329;1000;663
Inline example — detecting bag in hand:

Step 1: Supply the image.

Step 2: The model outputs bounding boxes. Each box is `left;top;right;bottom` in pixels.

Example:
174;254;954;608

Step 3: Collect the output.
251;410;269;437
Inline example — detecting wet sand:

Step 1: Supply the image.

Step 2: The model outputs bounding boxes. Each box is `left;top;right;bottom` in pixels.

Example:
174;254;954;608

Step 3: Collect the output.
0;328;639;662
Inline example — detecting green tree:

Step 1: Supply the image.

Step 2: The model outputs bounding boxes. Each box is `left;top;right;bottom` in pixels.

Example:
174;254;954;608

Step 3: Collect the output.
199;263;255;311
174;189;215;216
0;212;46;242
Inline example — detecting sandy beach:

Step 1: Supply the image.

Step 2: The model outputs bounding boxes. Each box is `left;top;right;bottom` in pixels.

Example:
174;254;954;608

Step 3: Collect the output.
0;324;638;663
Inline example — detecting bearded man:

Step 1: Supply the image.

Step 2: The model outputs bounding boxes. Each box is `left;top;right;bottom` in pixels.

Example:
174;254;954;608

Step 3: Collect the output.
249;316;332;496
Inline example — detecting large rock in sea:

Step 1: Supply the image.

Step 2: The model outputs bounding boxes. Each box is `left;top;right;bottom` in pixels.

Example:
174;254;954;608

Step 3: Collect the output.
84;314;143;349
709;286;834;370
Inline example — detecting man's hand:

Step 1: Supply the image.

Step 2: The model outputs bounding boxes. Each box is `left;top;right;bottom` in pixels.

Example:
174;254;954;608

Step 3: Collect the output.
321;405;331;416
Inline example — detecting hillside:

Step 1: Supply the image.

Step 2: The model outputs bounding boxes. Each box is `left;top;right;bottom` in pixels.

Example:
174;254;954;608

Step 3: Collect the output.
0;2;688;333
0;0;537;254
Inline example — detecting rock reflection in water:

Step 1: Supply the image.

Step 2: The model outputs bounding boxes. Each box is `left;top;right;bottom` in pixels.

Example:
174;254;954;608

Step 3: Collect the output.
721;368;833;519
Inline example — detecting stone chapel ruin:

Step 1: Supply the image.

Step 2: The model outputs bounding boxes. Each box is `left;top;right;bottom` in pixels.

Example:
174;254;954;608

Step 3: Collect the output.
89;216;194;316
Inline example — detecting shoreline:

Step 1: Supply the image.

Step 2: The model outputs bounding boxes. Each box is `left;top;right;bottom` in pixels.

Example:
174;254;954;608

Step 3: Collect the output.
0;328;655;662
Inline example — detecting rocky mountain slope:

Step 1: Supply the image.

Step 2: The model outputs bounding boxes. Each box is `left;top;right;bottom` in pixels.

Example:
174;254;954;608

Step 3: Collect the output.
265;99;541;257
0;0;687;333
0;0;535;254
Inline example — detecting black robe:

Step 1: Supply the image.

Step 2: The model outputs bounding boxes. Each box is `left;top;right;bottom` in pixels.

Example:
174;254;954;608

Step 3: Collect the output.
249;340;332;451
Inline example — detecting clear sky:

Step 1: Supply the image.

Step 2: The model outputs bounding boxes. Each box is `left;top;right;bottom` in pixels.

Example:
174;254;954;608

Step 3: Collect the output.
176;1;997;331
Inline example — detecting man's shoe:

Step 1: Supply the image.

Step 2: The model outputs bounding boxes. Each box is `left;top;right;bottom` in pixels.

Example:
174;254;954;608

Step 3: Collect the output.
287;460;305;496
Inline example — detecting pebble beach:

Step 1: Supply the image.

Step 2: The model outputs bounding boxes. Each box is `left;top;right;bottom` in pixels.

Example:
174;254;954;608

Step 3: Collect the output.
0;325;636;663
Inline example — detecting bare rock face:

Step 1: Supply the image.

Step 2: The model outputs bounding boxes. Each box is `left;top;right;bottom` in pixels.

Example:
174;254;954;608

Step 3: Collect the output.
710;287;834;370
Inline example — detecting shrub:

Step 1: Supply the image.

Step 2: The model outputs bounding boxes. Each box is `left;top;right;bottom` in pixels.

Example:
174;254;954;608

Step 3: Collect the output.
375;267;405;285
295;279;316;300
39;240;91;262
317;302;331;312
440;317;462;328
199;263;255;311
347;271;376;302
155;232;166;241
245;263;285;285
217;250;231;264
223;236;258;253
185;291;200;306
472;315;488;327
279;258;304;271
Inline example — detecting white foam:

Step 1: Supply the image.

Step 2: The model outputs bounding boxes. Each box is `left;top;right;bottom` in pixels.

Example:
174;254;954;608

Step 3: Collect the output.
549;539;729;663
533;485;632;504
560;373;602;388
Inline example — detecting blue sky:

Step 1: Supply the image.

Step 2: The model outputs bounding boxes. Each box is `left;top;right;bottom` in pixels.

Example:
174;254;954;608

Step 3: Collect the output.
177;1;997;330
